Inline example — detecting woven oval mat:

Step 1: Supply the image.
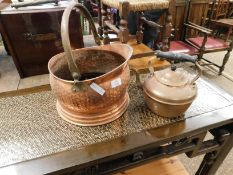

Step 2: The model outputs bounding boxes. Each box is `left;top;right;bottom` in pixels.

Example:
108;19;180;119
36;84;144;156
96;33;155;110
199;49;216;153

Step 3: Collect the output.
0;76;233;167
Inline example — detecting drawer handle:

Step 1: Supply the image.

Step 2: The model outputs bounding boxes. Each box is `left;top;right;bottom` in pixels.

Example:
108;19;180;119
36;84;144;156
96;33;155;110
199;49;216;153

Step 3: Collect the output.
23;32;58;42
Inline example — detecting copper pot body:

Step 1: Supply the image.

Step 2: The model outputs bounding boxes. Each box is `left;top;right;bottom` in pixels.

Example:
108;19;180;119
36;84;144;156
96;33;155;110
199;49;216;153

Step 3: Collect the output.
132;57;201;118
48;44;133;126
143;91;194;118
141;67;200;118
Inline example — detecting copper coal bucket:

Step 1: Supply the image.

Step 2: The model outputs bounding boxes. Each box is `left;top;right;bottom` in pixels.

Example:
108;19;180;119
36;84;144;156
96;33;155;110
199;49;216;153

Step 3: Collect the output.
48;2;133;126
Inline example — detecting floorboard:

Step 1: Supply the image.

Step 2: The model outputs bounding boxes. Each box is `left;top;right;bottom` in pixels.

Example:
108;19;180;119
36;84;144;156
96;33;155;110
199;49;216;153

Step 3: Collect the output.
114;157;189;175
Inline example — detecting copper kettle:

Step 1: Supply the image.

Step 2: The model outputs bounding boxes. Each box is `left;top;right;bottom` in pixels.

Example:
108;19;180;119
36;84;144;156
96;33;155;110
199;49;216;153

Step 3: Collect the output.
132;51;202;118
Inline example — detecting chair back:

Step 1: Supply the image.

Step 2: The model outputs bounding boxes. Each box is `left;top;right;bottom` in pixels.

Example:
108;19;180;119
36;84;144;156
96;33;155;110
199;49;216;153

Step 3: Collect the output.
211;0;230;20
167;0;210;40
185;0;210;37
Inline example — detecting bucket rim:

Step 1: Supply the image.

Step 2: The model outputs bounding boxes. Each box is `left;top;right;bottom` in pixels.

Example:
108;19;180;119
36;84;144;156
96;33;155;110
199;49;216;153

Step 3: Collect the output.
48;43;133;83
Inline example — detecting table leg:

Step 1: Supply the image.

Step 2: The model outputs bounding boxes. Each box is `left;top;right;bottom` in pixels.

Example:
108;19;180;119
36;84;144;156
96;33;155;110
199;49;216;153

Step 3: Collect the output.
225;26;232;42
118;1;129;43
195;128;233;175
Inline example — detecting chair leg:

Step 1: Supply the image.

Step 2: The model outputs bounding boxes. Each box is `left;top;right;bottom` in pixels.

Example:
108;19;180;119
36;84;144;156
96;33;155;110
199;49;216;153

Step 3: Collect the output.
102;4;110;44
161;9;172;51
98;0;103;39
219;42;233;75
118;1;130;43
198;35;208;61
198;51;204;61
219;50;231;75
136;12;143;44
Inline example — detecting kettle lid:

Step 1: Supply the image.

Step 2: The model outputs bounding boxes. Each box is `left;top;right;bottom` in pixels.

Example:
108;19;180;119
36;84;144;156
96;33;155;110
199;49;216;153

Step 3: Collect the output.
143;67;197;105
155;68;189;87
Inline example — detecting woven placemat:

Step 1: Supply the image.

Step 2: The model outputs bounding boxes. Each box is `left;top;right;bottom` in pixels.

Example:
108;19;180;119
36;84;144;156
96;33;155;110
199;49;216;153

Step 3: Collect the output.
0;77;233;167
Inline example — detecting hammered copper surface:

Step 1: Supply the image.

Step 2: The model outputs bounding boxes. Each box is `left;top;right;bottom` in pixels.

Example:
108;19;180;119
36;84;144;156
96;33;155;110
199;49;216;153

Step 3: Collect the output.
0;78;233;167
48;1;133;126
48;44;133;126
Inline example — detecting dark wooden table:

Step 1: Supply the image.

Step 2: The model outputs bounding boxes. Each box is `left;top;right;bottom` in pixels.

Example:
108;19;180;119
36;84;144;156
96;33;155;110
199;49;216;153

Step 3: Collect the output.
0;100;232;175
214;18;233;41
0;41;232;175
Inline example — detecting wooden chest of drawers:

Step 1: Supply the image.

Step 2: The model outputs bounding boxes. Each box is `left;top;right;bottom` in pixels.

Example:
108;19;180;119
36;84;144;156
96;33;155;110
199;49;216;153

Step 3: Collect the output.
0;2;83;77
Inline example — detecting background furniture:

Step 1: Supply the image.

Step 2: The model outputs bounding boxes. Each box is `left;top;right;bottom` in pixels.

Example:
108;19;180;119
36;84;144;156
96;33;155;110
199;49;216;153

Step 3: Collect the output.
184;0;233;74
97;0;173;51
0;3;84;78
155;0;210;53
208;0;230;21
212;18;233;41
162;0;232;74
207;0;233;41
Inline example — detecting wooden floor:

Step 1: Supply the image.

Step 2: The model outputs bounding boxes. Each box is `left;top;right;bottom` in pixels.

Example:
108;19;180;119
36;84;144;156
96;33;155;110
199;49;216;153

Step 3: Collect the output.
115;157;189;175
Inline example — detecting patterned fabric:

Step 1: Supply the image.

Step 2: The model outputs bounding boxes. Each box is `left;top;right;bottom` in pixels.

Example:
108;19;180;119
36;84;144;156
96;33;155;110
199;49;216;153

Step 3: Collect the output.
102;0;170;11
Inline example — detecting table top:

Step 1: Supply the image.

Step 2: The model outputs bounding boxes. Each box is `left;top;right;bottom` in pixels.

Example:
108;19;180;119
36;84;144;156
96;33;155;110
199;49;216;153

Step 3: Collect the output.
0;41;233;175
0;1;69;14
128;40;169;73
0;98;232;175
215;18;233;27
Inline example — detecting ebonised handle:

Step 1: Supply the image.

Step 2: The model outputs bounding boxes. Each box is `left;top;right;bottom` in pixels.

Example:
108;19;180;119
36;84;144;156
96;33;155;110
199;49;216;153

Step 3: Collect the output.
156;51;197;63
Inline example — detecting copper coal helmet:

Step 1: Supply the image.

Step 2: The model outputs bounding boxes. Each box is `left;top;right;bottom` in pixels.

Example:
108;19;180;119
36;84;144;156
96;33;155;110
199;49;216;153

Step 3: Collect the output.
48;2;133;126
133;51;202;118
